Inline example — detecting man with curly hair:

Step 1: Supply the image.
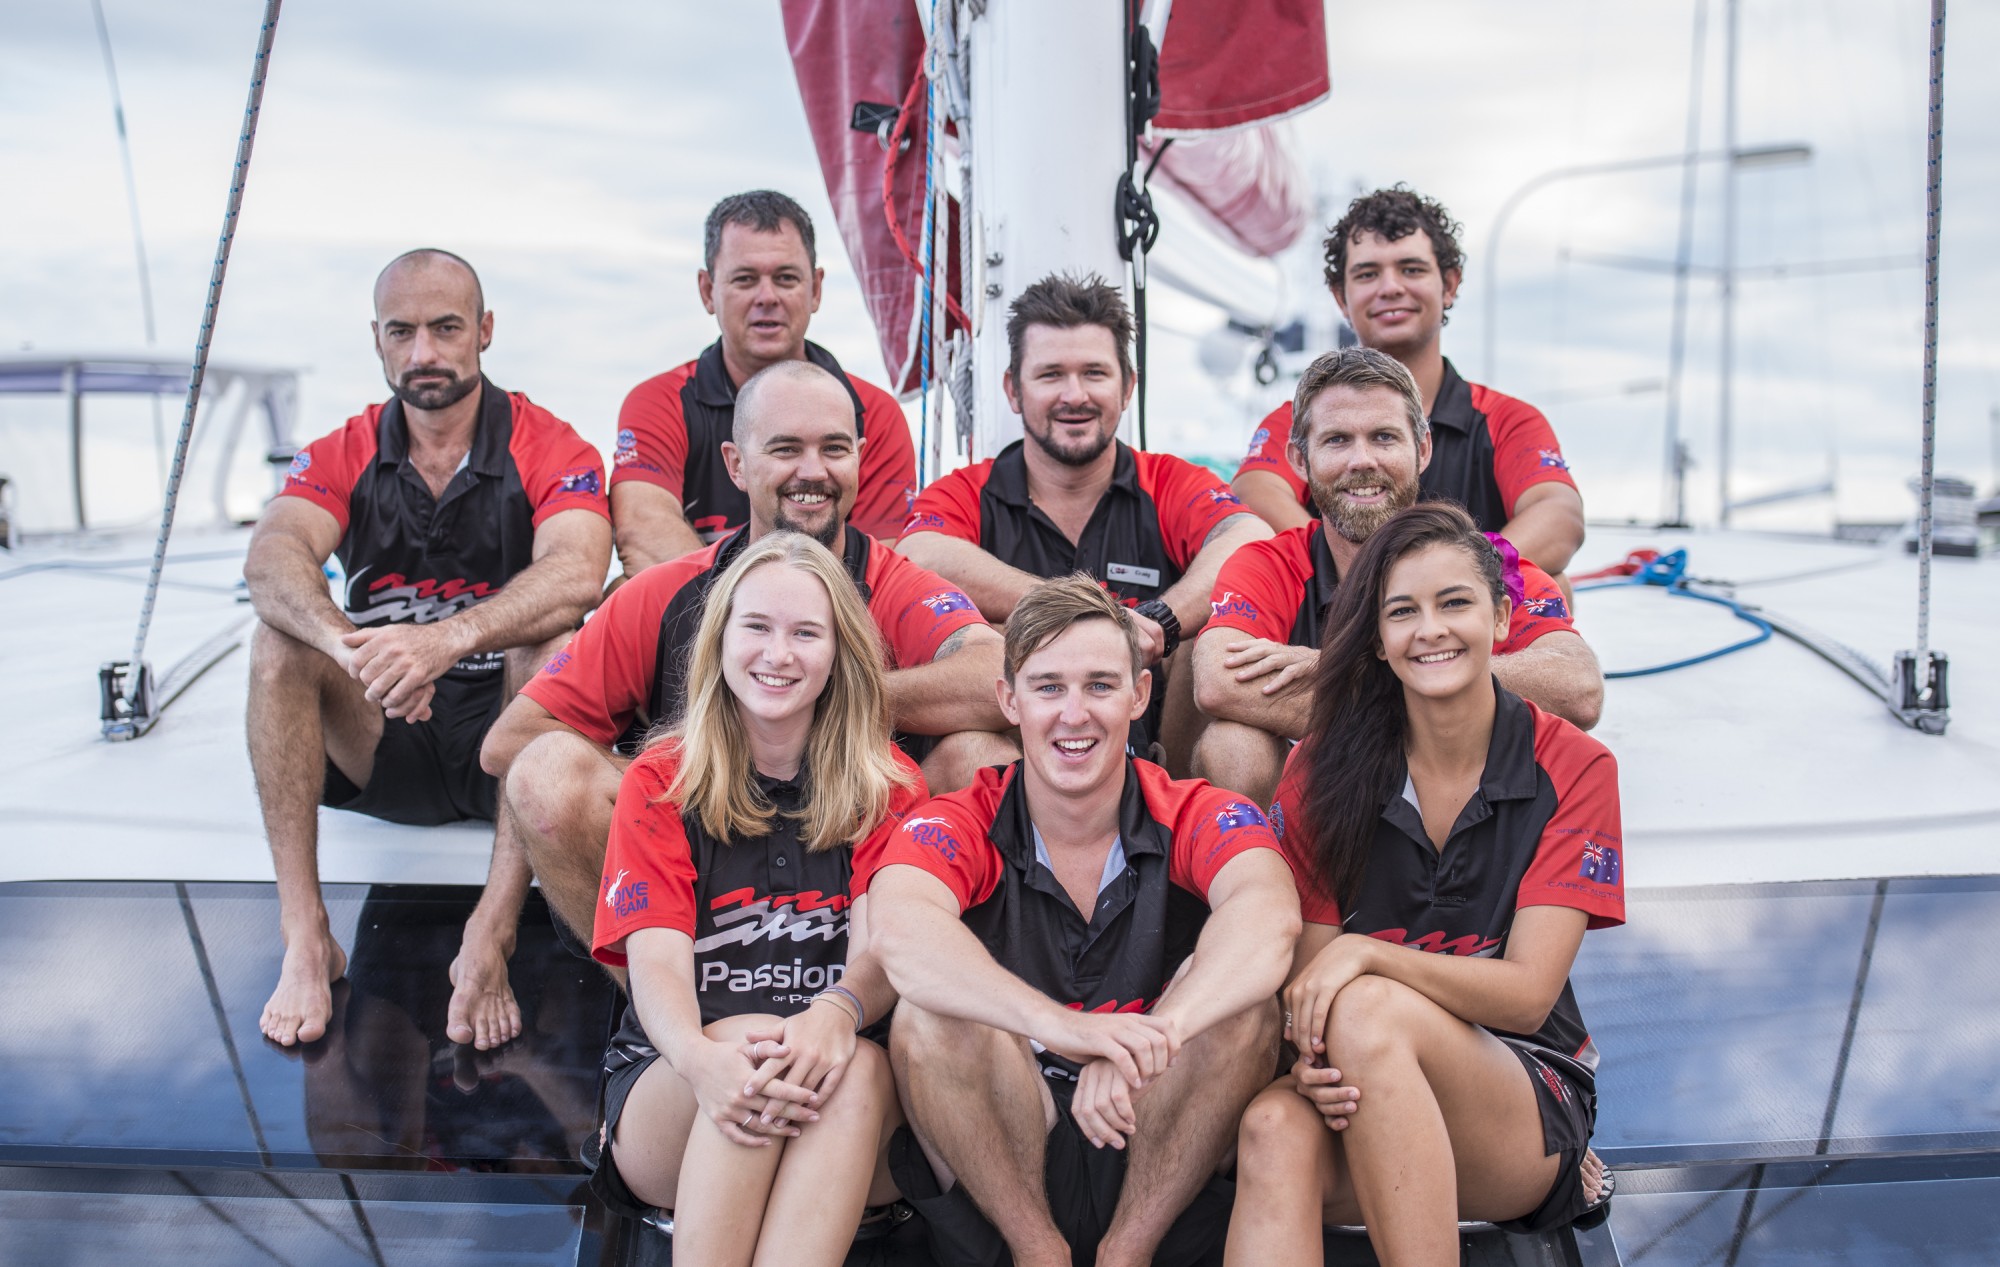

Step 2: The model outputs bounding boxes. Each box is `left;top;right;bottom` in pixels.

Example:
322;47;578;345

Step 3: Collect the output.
1230;187;1585;582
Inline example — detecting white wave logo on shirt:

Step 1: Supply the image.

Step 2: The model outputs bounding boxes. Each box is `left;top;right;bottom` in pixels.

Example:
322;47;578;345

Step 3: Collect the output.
694;889;849;951
345;565;498;626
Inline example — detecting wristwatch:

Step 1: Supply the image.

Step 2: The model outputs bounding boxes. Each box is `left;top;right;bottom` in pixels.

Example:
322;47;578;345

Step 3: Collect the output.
1133;599;1181;660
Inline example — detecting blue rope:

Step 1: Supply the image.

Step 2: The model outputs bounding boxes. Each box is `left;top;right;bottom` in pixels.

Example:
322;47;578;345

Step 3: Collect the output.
1575;549;1773;678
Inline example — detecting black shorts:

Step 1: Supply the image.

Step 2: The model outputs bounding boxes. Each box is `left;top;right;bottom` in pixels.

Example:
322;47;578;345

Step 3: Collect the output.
888;1071;1234;1267
1494;1040;1599;1235
322;672;502;826
583;1004;665;1218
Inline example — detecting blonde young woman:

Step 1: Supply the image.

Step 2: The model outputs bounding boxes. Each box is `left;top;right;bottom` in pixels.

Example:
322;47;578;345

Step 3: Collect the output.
584;532;924;1264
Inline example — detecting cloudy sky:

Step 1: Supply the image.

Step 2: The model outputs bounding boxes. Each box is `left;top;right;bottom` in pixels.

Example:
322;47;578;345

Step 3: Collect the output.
2;0;1993;536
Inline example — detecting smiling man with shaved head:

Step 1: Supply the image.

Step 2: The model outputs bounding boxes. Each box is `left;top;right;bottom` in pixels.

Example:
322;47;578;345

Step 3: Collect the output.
243;249;612;1050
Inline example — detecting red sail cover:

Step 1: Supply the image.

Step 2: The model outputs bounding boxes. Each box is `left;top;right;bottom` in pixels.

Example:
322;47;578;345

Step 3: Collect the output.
780;0;1326;392
1155;0;1329;134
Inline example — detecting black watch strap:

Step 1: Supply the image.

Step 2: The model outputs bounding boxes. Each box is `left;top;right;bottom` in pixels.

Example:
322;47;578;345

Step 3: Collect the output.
1134;599;1181;659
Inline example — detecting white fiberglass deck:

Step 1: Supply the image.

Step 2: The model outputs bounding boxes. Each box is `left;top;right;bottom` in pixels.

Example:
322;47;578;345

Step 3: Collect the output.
0;521;1993;890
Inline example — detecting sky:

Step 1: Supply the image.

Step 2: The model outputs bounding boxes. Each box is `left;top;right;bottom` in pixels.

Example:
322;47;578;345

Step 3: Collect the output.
2;0;1994;538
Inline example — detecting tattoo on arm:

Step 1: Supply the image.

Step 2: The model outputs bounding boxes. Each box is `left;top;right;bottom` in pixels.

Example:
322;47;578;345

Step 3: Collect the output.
933;626;975;662
1203;512;1261;549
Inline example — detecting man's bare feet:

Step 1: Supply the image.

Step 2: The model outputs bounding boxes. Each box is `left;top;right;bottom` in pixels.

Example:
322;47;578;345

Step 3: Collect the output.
261;930;348;1046
447;924;522;1050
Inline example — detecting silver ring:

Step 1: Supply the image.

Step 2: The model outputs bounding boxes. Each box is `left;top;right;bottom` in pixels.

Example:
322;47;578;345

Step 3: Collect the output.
1284;1011;1294;1027
753;1040;766;1059
742;1112;755;1129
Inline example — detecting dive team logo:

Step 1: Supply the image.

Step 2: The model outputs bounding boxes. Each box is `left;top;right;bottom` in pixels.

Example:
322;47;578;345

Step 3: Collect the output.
1579;841;1621;885
542;647;573;676
919;589;977;616
1211;590;1259;622
903;815;961;862
604;868;649;918
1523;595;1570;620
558;466;602;496
1537;449;1570;471
613;428;639;466
350;570;497;624
288;451;312;477
1246;427;1269;457
906;511;948;533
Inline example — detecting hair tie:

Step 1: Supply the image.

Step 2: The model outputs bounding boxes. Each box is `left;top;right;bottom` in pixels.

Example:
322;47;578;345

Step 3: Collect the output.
1483;533;1526;608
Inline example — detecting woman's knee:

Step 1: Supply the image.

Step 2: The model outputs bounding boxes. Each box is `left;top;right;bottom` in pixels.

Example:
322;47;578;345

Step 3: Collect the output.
1236;1084;1324;1173
1323;974;1429;1065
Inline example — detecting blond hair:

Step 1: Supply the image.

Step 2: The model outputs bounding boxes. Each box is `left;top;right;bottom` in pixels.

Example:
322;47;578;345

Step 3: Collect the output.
658;533;913;851
1002;573;1145;685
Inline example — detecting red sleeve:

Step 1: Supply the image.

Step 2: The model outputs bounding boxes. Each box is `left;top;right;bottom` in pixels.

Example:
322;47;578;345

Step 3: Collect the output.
519;558;694;744
1231;400;1309;506
592;745;699;966
507;396;610;527
1518;712;1624;929
1270;746;1341;925
1165;776;1285;902
1145;454;1250;569
850;379;918;539
900;463;989;542
1206;529;1306;643
1497;558;1577;655
849;749;931;893
275;412;376;533
866;551;988;668
860;774;1007;910
1475;387;1577;512
609;368;694;495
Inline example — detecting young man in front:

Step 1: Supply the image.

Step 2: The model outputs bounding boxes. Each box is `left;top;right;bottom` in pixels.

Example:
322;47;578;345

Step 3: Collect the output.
897;275;1271;771
1194;347;1602;808
1232;186;1585;581
866;577;1302;1267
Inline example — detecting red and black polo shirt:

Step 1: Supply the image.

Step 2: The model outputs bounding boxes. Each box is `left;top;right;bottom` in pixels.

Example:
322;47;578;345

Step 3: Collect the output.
523;525;987;746
862;759;1281;1078
610;339;917;542
1233;358;1576;535
900;439;1248;610
276;378;608;686
1208;522;1576;656
593;740;927;1024
1270;688;1623;1069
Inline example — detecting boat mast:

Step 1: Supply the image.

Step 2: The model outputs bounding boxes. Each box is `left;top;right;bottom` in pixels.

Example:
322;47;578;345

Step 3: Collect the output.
965;0;1135;458
1717;0;1739;527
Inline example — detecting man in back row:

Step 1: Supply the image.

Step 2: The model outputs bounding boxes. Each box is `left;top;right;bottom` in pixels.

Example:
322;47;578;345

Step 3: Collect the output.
245;249;612;1048
1195;346;1603;808
898;275;1271;772
610;190;916;575
483;360;1017;954
1232;186;1586;581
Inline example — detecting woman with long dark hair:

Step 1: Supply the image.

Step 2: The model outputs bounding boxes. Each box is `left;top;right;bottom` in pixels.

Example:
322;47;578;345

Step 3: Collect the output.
585;532;923;1264
1226;503;1624;1265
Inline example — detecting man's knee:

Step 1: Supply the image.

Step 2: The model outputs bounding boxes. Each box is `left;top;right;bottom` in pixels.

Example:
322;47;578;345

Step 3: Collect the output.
506;732;616;858
1190;721;1284;799
249;620;335;690
920;729;1019;794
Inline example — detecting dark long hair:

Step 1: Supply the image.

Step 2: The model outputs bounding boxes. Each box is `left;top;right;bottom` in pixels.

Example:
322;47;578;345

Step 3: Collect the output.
1298;503;1508;915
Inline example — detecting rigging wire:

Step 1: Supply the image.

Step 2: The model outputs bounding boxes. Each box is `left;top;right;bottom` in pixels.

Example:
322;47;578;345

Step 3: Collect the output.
916;0;940;488
109;0;283;739
1911;0;1945;686
88;0;167;487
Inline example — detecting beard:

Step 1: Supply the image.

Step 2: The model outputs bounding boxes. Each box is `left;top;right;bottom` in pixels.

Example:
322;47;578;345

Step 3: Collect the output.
772;479;845;547
1026;409;1117;468
389;366;480;412
1312;470;1419;543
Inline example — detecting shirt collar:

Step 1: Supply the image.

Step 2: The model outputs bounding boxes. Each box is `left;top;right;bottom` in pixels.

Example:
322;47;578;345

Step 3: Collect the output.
691;339;854;411
1032;824;1128;898
1427;358;1475;436
993;757;1171;870
986;438;1141;510
374;376;510;477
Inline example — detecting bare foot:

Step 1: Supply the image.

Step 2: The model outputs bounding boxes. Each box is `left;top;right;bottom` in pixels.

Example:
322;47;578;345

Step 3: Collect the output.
261;931;347;1047
1581;1147;1608;1204
447;925;522;1050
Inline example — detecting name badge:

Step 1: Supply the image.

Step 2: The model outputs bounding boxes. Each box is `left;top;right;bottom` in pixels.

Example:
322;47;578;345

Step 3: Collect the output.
1106;562;1161;588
